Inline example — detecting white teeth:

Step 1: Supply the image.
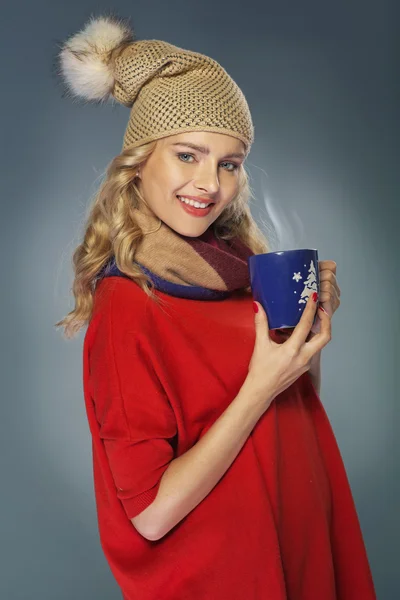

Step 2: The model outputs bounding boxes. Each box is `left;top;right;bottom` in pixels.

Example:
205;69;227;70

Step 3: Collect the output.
177;196;211;208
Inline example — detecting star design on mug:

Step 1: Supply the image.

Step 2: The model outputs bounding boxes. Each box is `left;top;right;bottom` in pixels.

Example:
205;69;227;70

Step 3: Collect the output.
292;271;302;283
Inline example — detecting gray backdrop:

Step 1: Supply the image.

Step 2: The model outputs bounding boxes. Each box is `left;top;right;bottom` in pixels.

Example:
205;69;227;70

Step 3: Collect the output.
1;0;398;598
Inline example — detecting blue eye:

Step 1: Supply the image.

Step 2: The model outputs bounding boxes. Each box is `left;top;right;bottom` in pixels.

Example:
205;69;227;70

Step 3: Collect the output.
177;153;239;172
177;153;194;162
221;161;239;172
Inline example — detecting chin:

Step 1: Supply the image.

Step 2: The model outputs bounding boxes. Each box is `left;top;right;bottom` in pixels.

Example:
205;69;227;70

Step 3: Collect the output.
177;228;206;238
165;221;212;238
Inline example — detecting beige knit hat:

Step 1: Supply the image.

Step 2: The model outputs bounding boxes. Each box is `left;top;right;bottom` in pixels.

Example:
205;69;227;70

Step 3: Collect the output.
57;13;254;155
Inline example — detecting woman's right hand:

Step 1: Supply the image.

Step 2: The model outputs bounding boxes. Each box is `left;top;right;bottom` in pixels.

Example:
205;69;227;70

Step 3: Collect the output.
246;293;331;408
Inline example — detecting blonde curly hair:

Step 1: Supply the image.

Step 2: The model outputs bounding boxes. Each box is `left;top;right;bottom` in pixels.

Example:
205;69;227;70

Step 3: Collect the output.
55;140;270;339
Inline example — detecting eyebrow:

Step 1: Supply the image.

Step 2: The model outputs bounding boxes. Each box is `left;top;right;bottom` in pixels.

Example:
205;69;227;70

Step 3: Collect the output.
171;142;245;160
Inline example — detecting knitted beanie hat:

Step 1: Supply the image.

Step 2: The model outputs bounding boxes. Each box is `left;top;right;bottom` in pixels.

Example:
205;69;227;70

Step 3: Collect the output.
57;14;254;155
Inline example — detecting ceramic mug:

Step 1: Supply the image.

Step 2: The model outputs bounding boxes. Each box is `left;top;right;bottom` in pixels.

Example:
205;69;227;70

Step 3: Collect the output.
248;249;320;330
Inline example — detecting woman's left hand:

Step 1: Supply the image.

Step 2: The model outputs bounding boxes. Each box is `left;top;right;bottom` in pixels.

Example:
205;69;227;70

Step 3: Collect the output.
276;260;341;342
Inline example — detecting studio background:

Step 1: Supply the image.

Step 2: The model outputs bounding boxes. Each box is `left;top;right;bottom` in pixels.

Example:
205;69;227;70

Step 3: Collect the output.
1;1;398;598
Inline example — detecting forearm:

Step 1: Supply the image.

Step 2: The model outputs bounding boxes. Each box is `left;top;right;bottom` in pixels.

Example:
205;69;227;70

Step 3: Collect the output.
140;380;272;541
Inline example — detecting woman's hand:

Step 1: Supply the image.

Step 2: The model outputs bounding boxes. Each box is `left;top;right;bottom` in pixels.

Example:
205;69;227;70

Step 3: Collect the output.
246;291;331;408
276;260;341;342
274;260;340;389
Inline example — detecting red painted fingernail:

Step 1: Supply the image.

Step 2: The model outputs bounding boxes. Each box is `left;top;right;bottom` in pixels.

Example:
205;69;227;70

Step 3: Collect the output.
253;301;259;313
318;305;328;315
312;292;318;302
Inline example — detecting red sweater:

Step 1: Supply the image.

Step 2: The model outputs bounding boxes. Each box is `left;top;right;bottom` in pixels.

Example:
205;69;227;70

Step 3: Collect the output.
82;275;376;599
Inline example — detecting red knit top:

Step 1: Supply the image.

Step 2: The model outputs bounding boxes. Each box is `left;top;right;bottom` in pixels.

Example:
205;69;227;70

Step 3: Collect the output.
82;275;376;599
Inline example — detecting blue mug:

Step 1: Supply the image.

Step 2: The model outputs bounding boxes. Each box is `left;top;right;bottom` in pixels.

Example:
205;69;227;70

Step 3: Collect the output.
248;249;320;330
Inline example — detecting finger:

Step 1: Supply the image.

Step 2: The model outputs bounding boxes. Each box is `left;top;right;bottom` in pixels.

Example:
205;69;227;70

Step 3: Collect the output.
288;292;319;351
319;270;340;298
318;260;337;274
303;304;331;358
252;301;275;346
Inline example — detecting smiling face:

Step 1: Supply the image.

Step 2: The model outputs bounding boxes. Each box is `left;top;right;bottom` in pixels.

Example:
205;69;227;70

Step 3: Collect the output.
134;131;246;237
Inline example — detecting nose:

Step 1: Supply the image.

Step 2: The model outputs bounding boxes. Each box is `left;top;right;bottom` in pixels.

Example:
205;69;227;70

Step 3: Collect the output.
193;162;220;194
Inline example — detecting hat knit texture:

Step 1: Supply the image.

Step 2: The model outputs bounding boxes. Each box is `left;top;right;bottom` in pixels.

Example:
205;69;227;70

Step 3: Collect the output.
57;14;254;154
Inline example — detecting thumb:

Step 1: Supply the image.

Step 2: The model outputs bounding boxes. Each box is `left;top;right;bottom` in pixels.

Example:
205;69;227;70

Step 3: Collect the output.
253;301;270;339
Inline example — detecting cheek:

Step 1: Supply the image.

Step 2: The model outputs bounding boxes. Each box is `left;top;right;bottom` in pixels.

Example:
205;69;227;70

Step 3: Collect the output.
162;163;188;192
222;178;240;202
215;197;236;217
147;167;180;197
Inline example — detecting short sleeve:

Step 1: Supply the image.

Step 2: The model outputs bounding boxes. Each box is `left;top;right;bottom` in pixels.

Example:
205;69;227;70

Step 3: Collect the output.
89;278;178;520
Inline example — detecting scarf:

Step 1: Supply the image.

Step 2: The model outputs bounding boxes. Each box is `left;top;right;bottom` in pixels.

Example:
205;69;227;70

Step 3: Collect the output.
99;208;255;300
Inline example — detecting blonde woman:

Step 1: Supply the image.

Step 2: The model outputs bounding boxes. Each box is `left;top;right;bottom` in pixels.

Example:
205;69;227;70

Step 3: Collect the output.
56;14;376;600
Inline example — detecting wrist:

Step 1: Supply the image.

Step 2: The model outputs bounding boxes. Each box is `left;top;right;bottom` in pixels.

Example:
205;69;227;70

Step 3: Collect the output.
241;375;275;409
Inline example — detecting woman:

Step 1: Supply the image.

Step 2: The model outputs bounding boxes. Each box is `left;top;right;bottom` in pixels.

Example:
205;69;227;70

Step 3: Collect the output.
55;14;376;600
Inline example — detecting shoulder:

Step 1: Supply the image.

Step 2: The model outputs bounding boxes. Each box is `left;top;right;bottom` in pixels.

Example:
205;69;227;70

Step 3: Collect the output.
91;276;152;331
94;275;144;307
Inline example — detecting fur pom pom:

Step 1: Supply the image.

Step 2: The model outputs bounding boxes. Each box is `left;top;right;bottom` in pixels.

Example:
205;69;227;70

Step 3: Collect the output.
57;14;134;103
